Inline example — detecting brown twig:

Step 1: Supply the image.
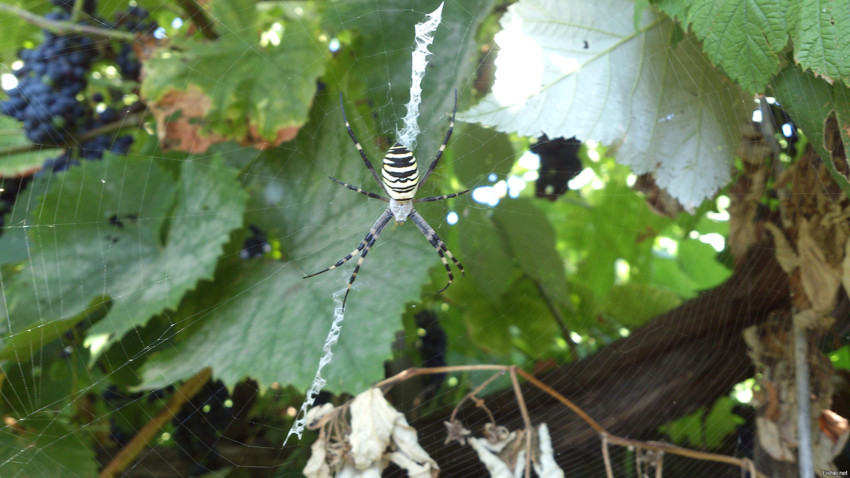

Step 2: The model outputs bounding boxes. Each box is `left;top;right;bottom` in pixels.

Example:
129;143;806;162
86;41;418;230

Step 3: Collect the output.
656;450;664;478
448;370;504;426
380;365;769;478
0;3;135;41
604;435;768;478
601;434;614;478
374;364;509;390
514;367;606;434
0;112;150;158
509;367;533;478
99;368;212;478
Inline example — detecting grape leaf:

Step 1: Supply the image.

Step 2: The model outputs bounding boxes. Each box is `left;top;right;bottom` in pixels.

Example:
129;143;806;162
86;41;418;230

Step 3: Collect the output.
452;124;515;188
660;396;744;449
140;0;325;146
687;0;789;94
772;66;850;196
459;0;751;209
457;206;514;303
138;92;442;392
492;198;570;308
603;283;681;326
788;0;850;87
0;154;247;359
0;414;97;477
0;116;53;176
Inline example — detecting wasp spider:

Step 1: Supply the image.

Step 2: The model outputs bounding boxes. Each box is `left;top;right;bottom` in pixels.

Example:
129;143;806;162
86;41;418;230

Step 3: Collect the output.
305;91;468;308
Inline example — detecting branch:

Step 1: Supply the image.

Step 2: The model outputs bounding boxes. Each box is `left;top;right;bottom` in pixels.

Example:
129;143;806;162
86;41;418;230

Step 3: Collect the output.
0;3;135;41
0;112;150;158
99;367;212;478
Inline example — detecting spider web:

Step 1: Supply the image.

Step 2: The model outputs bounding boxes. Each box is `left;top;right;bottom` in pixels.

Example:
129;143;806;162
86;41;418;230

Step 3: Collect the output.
0;0;848;477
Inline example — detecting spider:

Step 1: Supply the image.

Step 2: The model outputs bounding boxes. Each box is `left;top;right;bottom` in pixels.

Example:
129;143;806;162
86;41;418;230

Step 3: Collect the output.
305;90;468;308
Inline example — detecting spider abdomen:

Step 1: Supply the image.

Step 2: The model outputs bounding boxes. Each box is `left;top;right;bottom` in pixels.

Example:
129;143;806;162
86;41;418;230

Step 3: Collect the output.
382;143;420;200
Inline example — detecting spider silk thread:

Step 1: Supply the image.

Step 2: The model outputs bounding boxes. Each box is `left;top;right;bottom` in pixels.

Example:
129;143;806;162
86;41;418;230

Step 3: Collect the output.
284;3;446;445
396;2;445;150
283;288;346;445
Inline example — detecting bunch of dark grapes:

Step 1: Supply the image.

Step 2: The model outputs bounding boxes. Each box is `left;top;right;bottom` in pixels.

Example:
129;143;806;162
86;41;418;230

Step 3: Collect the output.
0;8;97;144
172;380;232;475
0;1;158;175
530;135;583;202
110;6;158;81
240;224;272;259
415;310;447;399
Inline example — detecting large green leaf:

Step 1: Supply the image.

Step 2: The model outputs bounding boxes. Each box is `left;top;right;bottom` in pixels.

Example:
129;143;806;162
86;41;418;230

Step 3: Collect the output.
452;123;515;188
492;198;570;307
457;206;515;304
0;154;247;359
687;0;789;94
771;65;850;195
677;238;732;289
0;414;97;477
0;117;54;176
603;283;681;326
660;396;744;449
138;92;444;392
788;0;850;87
555;181;668;299
0;176;51;266
460;0;751;209
141;0;325;142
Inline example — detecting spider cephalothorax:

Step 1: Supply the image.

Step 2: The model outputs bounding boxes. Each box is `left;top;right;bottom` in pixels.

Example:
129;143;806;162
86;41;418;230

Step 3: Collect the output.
305;91;467;308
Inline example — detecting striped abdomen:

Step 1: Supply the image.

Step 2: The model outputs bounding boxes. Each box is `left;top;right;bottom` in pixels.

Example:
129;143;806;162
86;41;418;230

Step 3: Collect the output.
382;143;420;200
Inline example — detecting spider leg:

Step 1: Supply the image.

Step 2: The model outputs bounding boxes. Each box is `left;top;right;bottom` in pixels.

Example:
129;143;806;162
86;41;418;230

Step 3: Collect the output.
418;89;457;188
304;209;394;308
329;177;389;202
414;189;470;203
340;94;385;191
409;210;465;293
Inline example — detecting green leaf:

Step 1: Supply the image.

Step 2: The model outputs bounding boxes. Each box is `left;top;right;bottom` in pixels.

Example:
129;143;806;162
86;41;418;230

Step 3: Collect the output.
141;0;325;142
678;238;732;290
500;277;561;354
492;198;570;307
460;0;751;209
653;0;690;23
0;116;54;176
652;256;700;298
457;206;515;303
603;283;681;326
0;0;50;69
0;154;247;359
138;92;443;392
0;176;51;266
452;123;515;188
771;65;850;196
687;0;789;94
659;396;744;449
830;345;850;371
0;414;98;477
833;82;850;181
560;180;668;298
789;0;850;87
